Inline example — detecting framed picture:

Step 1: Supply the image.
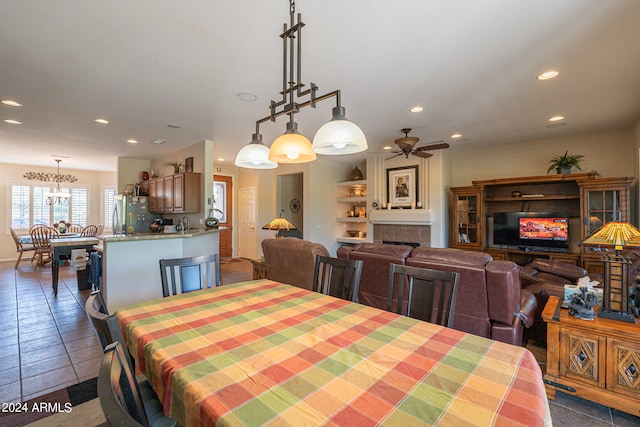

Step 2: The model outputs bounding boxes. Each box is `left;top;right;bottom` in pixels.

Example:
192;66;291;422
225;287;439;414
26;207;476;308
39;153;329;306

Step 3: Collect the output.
387;165;419;208
185;157;194;173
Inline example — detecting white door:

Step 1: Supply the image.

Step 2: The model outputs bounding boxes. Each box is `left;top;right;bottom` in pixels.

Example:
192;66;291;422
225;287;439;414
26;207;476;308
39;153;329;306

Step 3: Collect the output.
238;187;257;260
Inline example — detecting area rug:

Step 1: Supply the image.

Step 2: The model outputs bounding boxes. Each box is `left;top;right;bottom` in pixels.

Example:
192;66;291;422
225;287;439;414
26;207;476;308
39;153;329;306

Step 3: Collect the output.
0;377;106;427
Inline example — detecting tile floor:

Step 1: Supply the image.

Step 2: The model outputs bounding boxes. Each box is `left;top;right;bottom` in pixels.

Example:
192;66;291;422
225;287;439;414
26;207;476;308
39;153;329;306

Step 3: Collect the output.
1;258;638;426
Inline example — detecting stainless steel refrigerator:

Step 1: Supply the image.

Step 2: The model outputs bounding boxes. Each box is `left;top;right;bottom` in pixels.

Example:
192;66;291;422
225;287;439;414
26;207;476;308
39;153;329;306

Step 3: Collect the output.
113;194;161;234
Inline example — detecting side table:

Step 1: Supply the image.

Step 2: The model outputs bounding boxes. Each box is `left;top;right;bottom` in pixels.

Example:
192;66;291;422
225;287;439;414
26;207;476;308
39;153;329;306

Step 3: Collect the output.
251;259;268;280
542;295;640;417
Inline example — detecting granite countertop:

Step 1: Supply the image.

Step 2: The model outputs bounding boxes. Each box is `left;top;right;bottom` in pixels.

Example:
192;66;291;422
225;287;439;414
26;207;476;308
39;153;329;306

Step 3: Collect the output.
99;227;224;242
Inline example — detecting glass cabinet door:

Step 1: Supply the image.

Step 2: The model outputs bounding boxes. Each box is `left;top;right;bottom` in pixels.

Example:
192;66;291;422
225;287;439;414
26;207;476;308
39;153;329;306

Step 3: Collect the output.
585;189;622;236
451;188;482;249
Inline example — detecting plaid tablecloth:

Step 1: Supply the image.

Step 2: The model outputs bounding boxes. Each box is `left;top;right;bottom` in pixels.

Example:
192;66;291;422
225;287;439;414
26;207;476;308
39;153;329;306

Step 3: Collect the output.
116;280;551;427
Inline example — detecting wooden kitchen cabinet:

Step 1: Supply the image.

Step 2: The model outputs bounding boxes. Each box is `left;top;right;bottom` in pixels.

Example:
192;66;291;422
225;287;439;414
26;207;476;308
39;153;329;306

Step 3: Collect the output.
149;172;201;213
542;296;640;417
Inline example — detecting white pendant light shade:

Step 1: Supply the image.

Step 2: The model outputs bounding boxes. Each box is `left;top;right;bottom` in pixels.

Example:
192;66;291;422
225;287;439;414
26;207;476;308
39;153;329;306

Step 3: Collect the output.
269;122;317;163
235;134;278;169
312;106;367;155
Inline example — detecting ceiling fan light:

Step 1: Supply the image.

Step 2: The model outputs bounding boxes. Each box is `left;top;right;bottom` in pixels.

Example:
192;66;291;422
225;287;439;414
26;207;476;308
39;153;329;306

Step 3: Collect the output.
312;106;367;155
234;134;278;169
269;122;316;164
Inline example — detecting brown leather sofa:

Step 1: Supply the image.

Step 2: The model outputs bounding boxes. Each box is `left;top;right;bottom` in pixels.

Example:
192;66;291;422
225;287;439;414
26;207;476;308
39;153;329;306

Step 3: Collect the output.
261;237;330;290
339;243;537;346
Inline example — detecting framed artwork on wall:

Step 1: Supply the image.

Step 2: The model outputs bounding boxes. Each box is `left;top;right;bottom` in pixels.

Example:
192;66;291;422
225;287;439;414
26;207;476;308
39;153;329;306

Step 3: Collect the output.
185;157;194;173
387;165;419;208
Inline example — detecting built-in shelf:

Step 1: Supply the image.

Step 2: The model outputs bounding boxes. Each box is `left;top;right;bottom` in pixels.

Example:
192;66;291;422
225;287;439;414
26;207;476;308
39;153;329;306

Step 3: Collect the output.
337;237;366;244
337;217;367;223
336;197;367;203
485;195;580;202
337;180;366;187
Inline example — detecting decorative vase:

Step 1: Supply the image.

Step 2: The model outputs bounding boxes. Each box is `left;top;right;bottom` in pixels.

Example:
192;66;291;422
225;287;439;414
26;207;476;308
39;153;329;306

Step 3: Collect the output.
348;165;364;181
205;217;219;229
556;166;571;174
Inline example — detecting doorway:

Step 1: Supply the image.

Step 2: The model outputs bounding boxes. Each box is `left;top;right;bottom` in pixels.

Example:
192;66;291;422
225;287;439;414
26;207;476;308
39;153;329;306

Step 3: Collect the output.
277;173;303;234
214;175;233;258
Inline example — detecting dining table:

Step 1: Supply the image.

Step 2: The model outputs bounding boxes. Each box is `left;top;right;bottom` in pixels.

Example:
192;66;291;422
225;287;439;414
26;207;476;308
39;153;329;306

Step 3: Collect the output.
116;279;551;427
50;236;99;295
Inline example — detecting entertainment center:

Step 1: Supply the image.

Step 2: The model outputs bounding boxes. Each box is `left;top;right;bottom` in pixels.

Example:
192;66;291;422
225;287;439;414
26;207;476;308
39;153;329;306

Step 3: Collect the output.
450;173;633;272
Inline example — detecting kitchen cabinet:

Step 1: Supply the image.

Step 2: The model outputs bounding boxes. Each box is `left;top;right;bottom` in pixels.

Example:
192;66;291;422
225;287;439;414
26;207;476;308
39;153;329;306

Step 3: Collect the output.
149;172;201;213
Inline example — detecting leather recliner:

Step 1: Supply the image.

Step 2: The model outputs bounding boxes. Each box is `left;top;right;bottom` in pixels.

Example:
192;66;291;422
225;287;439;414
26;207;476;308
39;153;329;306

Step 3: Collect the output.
261;237;330;290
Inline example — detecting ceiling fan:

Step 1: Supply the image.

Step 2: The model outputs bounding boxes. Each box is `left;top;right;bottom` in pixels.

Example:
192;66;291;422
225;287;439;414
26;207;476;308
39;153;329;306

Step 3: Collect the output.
387;128;449;160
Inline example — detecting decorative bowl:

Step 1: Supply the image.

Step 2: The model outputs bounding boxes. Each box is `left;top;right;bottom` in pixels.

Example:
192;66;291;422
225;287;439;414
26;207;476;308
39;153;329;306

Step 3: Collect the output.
345;230;360;237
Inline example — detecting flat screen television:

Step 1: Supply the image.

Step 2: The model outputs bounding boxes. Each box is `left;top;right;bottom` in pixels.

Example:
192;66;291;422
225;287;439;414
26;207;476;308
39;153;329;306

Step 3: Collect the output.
493;212;569;250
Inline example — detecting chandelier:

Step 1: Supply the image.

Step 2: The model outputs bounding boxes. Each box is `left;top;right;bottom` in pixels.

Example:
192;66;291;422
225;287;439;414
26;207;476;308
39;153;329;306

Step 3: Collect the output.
235;0;367;169
24;159;77;205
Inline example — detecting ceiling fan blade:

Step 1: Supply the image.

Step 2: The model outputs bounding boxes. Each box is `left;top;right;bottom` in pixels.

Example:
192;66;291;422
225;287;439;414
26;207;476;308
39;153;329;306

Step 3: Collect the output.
413;151;433;159
415;142;450;151
385;152;404;161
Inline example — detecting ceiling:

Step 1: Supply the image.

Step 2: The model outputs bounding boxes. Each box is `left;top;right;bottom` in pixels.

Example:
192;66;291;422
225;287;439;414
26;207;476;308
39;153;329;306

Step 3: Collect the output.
1;0;640;172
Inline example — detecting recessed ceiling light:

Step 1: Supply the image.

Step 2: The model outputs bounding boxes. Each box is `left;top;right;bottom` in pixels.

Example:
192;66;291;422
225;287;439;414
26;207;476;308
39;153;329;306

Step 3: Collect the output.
237;92;257;102
537;70;559;80
383;145;392;150
451;133;462;139
217;157;225;162
167;123;181;129
4;119;22;124
127;139;138;144
409;106;424;113
94;118;109;124
548;116;565;122
150;139;166;145
2;100;22;107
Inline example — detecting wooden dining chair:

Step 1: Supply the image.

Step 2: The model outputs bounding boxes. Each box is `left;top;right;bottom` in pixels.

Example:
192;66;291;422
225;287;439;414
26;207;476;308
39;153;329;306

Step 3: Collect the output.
312;255;363;302
95;224;104;235
85;290;135;371
81;224;99;237
68;224;84;233
387;264;460;327
159;254;221;297
98;342;178;427
30;226;58;270
10;227;36;269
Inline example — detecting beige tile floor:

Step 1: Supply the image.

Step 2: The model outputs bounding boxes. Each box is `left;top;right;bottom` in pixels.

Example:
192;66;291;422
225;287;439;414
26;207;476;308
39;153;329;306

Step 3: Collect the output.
1;257;638;426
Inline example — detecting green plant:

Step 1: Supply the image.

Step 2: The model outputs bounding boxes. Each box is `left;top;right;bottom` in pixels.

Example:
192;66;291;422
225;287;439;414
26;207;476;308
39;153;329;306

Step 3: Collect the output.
547;150;584;174
166;162;183;173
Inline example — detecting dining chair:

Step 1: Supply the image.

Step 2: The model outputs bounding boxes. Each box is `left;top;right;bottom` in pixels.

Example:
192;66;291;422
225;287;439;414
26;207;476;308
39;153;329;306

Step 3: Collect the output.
96;224;104;235
312;255;363;302
85;290;135;371
68;224;84;233
159;254;221;297
10;227;36;269
98;342;178;427
30;226;59;270
81;224;99;237
387;264;460;327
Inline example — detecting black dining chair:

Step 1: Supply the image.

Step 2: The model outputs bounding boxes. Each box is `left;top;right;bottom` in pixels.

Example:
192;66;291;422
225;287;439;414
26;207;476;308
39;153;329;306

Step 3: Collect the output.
98;342;178;427
312;255;363;302
85;290;135;371
387;264;460;327
159;254;221;297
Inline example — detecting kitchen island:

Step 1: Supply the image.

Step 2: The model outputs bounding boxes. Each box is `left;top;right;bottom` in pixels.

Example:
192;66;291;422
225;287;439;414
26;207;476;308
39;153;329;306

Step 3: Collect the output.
98;228;221;311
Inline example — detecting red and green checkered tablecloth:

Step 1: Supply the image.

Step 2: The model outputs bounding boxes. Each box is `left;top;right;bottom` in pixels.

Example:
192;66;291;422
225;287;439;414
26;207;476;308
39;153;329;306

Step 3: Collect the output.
116;280;551;427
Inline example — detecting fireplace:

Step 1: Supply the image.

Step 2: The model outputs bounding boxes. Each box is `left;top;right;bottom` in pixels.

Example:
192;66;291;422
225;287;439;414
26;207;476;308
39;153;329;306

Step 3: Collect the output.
374;224;430;247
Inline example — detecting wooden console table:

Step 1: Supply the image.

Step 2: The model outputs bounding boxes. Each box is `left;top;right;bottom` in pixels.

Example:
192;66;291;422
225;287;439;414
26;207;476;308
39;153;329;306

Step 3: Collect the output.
542;296;640;417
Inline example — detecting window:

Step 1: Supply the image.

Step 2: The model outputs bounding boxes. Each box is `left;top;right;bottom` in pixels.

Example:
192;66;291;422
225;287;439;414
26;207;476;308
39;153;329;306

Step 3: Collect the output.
9;181;89;231
103;186;116;228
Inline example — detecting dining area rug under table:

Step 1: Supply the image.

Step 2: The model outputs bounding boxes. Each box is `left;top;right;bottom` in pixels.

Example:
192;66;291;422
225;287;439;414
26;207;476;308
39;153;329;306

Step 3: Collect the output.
116;279;551;427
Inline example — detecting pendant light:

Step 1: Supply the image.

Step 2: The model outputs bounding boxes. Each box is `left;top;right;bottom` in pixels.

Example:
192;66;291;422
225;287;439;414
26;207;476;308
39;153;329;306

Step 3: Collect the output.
234;134;277;169
234;0;366;169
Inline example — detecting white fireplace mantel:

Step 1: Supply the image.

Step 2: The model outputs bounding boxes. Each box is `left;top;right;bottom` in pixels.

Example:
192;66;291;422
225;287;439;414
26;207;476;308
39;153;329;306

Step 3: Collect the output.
369;209;434;225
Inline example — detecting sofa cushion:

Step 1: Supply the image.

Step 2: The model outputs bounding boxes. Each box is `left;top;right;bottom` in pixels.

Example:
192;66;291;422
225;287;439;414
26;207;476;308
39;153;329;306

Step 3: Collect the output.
351;243;414;259
530;258;587;282
486;261;521;326
410;247;492;267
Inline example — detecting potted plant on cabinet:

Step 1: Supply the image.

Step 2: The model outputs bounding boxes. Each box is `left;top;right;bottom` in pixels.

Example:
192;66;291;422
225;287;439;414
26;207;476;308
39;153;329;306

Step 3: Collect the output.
547;151;584;174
